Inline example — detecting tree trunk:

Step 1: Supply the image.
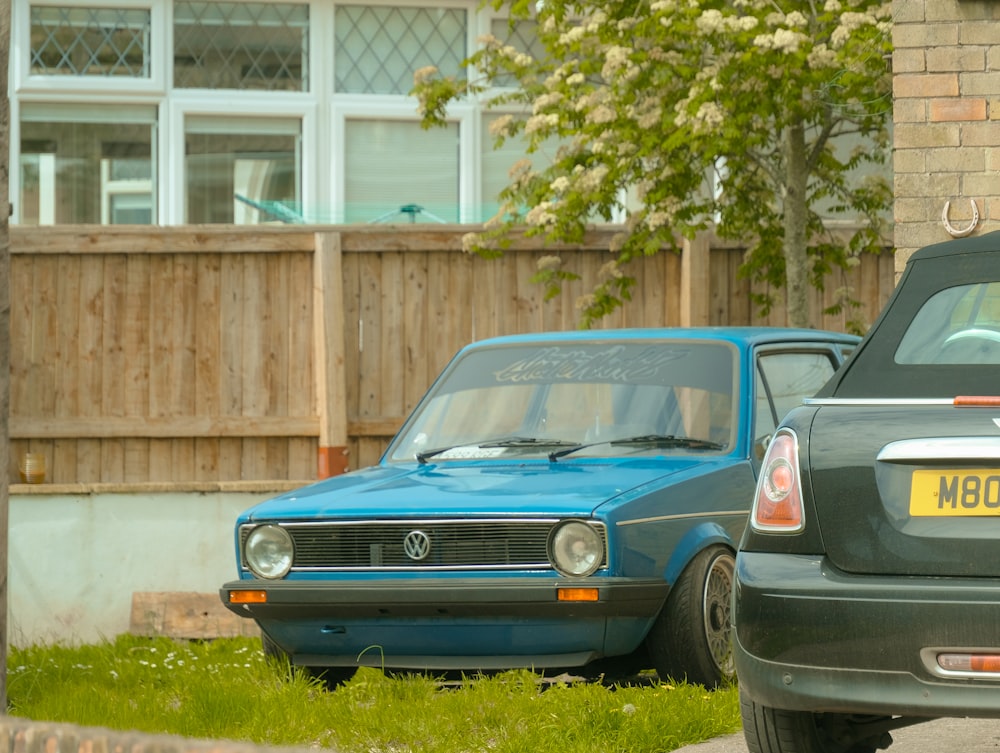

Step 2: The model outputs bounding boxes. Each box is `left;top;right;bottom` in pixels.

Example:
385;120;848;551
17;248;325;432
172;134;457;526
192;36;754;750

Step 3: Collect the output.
782;122;810;328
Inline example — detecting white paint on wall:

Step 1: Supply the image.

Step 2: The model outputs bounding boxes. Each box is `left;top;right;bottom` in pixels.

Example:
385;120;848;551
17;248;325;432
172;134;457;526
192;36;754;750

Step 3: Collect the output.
8;492;274;647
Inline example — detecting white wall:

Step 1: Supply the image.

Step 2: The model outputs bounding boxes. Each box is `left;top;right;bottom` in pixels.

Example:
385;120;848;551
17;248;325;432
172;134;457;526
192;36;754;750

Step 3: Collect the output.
8;492;272;646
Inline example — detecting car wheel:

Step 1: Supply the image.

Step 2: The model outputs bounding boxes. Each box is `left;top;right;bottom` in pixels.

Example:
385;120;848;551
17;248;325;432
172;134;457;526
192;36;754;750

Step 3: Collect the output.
645;544;735;688
260;631;357;689
740;691;892;753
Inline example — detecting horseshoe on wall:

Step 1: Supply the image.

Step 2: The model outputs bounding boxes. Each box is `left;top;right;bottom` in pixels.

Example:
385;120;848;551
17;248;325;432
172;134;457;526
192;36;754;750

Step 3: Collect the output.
942;198;979;238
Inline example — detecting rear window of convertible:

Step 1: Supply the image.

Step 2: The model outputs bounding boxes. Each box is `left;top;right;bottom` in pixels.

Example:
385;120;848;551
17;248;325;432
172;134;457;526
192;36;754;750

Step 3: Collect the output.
896;282;1000;365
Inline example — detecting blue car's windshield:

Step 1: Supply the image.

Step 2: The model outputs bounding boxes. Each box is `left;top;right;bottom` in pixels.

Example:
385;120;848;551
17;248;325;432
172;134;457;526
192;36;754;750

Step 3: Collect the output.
387;340;738;462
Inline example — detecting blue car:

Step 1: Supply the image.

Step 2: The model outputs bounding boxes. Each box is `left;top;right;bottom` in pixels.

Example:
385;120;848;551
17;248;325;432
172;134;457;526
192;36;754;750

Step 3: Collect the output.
220;327;858;687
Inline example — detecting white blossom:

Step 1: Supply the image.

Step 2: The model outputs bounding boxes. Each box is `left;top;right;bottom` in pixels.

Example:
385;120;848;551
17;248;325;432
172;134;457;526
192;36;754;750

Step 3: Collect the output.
412;65;438;85
696;9;725;34
488;114;514;138
526;201;558;226
807;43;838;69
533;92;564;114
525;113;559;134
692;101;725;131
550;176;571;193
536;254;563;271
754;28;809;54
587;105;616;125
785;11;808;27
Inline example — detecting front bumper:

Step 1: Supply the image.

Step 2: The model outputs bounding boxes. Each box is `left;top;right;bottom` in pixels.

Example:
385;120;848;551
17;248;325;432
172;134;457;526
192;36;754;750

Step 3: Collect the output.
221;575;669;670
733;551;1000;717
221;575;668;620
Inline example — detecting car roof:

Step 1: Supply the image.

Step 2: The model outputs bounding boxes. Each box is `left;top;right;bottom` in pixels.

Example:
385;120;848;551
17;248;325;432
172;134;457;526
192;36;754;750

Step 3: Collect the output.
461;327;859;351
906;228;1000;263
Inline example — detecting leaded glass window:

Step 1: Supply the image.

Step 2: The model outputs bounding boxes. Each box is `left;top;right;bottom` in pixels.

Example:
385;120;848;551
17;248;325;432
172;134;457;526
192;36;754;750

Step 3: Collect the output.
334;5;466;95
174;1;309;91
489;18;542;87
30;6;151;77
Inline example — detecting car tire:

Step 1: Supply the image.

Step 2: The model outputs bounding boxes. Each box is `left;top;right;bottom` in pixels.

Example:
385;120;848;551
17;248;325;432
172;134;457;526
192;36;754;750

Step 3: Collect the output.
645;544;735;688
260;631;357;690
740;691;891;753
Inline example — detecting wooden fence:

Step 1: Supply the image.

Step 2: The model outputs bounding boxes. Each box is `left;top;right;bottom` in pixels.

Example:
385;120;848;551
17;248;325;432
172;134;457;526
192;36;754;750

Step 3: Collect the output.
9;225;896;485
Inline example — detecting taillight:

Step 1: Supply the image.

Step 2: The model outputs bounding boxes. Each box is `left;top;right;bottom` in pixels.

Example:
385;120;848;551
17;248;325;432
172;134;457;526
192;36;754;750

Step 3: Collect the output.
751;430;805;533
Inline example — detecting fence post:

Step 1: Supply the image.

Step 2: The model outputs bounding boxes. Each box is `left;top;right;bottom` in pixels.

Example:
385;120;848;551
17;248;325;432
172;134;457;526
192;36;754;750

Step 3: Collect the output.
680;233;710;327
313;232;350;477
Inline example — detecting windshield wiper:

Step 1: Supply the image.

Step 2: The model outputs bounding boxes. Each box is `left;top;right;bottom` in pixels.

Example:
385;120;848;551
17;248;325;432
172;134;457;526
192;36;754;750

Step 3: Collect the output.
548;434;724;461
416;437;577;464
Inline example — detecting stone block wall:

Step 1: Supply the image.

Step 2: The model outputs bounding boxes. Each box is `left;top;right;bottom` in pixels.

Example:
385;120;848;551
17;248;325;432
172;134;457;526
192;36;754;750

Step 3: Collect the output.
892;0;1000;269
0;719;326;753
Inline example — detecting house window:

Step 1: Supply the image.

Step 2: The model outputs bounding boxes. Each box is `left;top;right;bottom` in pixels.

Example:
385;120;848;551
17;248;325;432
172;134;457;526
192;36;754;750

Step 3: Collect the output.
185;116;301;223
334;4;466;94
30;5;151;77
343;119;458;223
174;1;309;91
20;104;156;225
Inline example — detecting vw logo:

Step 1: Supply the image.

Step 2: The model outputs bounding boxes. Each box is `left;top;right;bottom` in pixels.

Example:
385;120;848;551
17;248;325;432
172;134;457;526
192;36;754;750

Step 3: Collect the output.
403;530;432;561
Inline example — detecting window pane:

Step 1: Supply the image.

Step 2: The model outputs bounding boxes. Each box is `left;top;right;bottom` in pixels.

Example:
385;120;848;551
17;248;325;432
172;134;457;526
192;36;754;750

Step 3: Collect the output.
334;5;466;94
31;5;150;77
174;1;309;91
896;282;1000;365
20;108;156;224
185;118;301;223
481;112;564;223
755;352;836;440
343;119;458;223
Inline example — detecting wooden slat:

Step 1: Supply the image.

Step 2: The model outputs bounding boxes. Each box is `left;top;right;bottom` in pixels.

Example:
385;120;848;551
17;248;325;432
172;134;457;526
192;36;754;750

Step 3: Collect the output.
12;226;316;254
11;415;320;438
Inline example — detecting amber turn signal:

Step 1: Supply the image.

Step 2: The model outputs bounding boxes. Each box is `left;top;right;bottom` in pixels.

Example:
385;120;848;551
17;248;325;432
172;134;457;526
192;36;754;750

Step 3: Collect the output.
938;652;1000;673
557;587;600;602
229;590;267;604
954;396;1000;407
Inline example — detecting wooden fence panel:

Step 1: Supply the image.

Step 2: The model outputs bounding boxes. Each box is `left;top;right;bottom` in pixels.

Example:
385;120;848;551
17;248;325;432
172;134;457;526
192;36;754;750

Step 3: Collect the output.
9;226;896;483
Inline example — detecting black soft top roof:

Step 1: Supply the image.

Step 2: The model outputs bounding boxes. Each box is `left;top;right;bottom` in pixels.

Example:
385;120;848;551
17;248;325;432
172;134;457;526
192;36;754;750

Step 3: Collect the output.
819;230;1000;399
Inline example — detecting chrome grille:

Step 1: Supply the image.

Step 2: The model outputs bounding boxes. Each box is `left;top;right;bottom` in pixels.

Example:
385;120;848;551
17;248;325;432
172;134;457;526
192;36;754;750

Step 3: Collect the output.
239;519;607;572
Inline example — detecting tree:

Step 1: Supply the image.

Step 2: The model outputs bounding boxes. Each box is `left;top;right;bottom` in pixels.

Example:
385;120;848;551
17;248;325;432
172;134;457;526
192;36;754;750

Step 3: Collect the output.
414;0;893;329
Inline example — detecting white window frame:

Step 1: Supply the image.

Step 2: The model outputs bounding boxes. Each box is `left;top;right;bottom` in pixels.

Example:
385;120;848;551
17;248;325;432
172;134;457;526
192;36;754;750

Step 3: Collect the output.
330;97;477;224
164;94;317;224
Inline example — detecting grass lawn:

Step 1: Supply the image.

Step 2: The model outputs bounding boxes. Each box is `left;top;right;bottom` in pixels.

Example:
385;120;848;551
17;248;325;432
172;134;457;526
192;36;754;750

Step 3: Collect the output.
7;635;740;753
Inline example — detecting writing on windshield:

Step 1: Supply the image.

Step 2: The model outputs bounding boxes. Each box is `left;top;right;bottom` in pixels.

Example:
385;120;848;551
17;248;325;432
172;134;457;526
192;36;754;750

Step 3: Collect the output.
494;346;687;384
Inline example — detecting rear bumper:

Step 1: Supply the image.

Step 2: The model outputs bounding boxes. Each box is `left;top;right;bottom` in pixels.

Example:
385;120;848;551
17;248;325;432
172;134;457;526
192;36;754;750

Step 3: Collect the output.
733;551;1000;717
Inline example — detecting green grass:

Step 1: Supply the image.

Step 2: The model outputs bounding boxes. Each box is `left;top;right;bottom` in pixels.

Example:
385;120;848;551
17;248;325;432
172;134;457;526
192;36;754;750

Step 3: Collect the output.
8;635;740;753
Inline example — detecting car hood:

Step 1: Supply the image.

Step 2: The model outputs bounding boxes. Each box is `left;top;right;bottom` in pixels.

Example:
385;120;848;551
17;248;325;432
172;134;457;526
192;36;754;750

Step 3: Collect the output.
243;457;725;521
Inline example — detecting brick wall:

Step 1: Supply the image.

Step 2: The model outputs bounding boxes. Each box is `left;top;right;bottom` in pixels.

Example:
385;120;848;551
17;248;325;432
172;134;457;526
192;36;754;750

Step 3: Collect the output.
892;0;1000;270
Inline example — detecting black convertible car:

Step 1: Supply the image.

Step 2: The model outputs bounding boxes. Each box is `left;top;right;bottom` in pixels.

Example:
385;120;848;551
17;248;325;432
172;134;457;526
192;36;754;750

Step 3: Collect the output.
734;230;1000;753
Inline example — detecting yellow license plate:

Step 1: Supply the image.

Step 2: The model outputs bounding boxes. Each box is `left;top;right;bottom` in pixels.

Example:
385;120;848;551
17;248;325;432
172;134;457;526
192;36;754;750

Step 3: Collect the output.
910;470;1000;516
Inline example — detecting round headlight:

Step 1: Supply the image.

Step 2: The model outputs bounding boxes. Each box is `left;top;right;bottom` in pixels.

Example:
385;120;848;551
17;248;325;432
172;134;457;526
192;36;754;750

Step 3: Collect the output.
244;525;294;579
549;520;603;577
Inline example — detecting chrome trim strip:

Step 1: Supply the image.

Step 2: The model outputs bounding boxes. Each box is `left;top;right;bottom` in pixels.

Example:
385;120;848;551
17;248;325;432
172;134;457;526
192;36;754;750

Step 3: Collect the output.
805;397;954;406
616;510;747;526
878;437;1000;462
